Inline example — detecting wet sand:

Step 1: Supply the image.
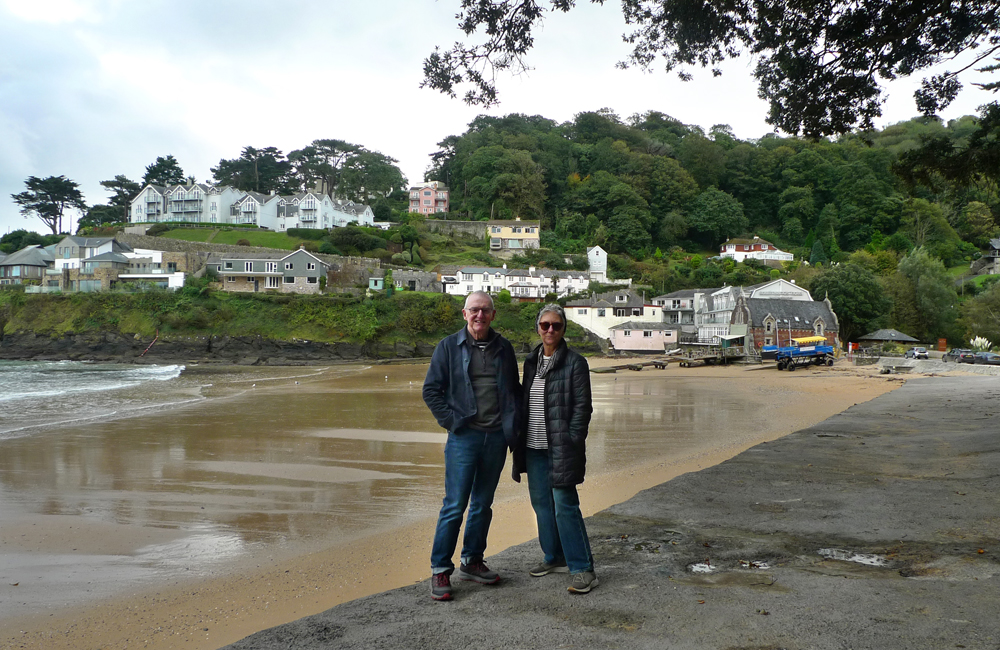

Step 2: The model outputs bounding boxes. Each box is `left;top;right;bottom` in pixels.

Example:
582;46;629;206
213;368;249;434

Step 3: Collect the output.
0;360;900;650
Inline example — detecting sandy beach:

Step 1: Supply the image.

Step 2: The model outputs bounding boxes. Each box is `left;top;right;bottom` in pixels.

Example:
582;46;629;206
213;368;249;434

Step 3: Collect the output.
0;359;902;650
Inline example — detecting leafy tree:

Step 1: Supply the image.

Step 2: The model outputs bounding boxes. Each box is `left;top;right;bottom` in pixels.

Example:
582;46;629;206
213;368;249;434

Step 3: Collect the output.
810;263;891;342
890;247;959;340
11;175;88;234
338;150;408;201
687;187;747;245
959;281;1000;344
142;155;186;187
78;204;120;230
99;175;141;222
809;240;828;266
211;147;295;194
0;229;54;254
954;201;999;247
288;139;362;196
423;1;1000;136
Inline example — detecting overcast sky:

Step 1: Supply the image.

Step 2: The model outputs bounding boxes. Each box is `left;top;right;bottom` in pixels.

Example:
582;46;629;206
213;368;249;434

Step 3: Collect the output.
1;0;996;236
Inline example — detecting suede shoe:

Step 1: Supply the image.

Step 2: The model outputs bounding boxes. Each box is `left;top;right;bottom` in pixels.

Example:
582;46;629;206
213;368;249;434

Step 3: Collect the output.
529;560;569;577
430;572;453;601
457;561;500;584
567;571;599;594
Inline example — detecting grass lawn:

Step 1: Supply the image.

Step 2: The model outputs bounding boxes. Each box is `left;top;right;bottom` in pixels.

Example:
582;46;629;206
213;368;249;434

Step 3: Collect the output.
160;228;304;250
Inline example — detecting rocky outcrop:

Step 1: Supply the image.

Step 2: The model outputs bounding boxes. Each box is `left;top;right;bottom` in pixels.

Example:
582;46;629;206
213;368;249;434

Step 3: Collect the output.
0;332;424;365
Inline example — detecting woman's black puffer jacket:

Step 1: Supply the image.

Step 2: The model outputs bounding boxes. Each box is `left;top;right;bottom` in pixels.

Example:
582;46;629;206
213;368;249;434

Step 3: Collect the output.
512;340;593;488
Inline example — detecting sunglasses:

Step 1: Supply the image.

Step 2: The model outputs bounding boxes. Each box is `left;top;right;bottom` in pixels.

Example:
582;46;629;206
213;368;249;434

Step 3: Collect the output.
538;321;564;332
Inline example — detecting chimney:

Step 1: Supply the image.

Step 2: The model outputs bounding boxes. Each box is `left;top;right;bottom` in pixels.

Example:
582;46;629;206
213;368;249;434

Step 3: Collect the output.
502;263;507;269
529;266;536;274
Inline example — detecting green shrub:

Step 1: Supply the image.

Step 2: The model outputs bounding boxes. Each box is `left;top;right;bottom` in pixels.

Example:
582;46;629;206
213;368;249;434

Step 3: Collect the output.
288;228;328;241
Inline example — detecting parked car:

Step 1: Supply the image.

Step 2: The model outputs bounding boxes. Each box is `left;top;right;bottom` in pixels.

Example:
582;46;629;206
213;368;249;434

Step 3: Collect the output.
973;352;1000;365
959;350;978;364
904;346;929;359
943;348;972;362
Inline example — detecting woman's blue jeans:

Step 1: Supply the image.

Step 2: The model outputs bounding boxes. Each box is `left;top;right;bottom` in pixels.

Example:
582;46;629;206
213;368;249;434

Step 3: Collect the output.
430;427;508;574
525;447;594;574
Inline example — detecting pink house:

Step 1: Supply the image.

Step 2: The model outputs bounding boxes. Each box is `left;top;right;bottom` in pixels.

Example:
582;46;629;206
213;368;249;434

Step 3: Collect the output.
609;322;678;353
409;181;449;215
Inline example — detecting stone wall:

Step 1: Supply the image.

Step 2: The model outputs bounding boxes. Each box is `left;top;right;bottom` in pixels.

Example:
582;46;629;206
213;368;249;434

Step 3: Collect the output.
423;219;486;239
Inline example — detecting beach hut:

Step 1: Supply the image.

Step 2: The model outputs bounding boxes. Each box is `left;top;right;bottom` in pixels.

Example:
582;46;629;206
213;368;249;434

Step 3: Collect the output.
857;328;919;352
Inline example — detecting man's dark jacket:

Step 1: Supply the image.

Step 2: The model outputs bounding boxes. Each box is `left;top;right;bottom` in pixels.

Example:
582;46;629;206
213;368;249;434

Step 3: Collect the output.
512;340;593;487
422;326;522;449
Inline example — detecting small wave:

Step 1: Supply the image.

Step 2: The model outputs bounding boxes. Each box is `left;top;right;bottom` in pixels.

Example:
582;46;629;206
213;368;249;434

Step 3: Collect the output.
0;395;206;440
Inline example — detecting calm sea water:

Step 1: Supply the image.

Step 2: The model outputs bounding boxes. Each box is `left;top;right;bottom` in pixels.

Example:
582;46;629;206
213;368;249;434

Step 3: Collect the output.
0;359;772;621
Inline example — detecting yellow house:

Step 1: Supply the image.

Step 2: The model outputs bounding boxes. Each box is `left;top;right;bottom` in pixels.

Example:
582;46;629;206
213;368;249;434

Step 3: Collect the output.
486;219;540;258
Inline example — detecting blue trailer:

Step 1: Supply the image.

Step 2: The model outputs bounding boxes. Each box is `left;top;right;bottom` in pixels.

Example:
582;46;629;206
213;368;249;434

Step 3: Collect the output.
770;336;836;371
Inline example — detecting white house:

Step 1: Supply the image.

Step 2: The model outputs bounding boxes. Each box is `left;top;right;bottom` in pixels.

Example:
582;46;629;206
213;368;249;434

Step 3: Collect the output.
52;236;134;271
720;236;794;263
609;321;677;353
587;246;608;282
565;289;662;340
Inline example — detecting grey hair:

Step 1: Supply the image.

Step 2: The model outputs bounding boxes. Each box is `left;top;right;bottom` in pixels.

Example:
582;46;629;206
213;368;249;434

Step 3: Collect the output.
535;303;566;328
463;291;495;311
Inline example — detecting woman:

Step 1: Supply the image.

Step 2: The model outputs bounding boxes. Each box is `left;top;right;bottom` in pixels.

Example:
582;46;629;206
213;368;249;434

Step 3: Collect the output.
512;303;597;594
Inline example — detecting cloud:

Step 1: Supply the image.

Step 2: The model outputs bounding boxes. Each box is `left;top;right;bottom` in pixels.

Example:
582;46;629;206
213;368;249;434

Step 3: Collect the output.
1;0;995;235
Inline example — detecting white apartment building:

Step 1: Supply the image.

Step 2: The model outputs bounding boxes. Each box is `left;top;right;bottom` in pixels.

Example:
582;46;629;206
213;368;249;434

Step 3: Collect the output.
442;265;590;299
130;185;376;230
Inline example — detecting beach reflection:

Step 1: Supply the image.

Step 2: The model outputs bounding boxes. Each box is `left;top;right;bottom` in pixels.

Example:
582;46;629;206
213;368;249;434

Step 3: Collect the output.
0;361;764;616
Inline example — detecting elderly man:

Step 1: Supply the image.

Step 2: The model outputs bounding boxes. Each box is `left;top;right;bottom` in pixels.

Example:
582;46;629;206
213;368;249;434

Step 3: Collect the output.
422;291;522;601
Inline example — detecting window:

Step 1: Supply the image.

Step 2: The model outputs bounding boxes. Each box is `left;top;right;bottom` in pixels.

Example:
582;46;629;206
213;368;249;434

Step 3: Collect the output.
577;308;587;315
423;200;431;206
644;331;652;337
283;276;294;284
307;277;317;284
307;262;316;270
616;295;626;302
597;308;605;317
285;262;293;270
266;262;277;272
765;320;773;333
671;299;681;309
623;330;631;337
491;226;501;233
765;337;773;345
266;277;280;289
423;190;432;196
466;284;473;292
224;262;233;270
513;227;522;233
227;276;236;282
244;262;253;272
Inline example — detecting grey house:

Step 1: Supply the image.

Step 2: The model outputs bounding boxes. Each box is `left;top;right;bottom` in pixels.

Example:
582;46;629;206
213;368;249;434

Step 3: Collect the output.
215;248;330;294
0;245;55;285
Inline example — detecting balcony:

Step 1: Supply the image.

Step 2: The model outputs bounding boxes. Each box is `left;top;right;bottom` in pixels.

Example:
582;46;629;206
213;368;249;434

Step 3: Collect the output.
300;214;317;222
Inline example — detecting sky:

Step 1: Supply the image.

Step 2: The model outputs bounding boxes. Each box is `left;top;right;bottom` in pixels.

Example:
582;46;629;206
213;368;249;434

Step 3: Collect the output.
1;0;997;236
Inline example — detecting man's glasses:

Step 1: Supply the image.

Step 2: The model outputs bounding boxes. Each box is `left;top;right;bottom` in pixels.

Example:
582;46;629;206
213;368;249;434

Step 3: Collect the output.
538;321;564;332
465;307;492;315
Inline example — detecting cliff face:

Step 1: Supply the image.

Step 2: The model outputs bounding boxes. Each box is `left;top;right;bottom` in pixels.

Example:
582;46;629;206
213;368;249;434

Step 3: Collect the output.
0;332;438;366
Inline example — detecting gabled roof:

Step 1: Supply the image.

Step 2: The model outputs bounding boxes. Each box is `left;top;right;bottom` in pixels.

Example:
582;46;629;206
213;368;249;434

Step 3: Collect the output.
990;238;1000;250
566;289;645;308
0;245;55;268
487;220;540;227
653;287;719;301
86;251;131;264
743;297;838;331
610;321;672;331
857;328;918;342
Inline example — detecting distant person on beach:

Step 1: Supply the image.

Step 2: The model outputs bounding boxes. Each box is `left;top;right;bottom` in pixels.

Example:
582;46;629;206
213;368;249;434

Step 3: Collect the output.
422;290;522;601
512;303;598;594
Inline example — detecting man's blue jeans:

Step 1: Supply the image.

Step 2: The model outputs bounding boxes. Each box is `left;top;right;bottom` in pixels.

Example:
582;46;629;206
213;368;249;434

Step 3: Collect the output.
430;426;508;574
525;447;594;574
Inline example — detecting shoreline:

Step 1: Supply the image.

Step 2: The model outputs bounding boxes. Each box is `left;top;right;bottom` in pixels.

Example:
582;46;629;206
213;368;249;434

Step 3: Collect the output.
1;362;901;650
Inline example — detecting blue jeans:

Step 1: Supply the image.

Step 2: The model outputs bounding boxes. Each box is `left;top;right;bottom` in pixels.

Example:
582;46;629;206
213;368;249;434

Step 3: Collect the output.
525;448;594;574
430;427;508;574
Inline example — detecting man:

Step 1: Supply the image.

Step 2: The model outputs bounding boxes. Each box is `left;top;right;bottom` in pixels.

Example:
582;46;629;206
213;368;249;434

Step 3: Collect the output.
422;291;522;601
